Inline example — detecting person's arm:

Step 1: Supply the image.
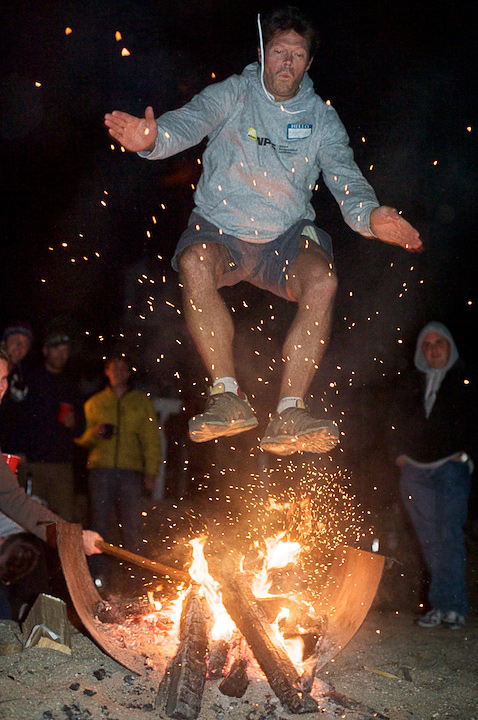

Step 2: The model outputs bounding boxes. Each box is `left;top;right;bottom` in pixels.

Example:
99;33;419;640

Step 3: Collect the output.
0;455;58;542
105;75;242;161
317;104;422;252
0;455;103;554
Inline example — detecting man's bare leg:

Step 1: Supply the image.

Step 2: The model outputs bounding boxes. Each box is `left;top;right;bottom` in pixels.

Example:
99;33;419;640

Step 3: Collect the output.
178;242;258;441
281;240;337;397
178;242;235;380
260;238;339;455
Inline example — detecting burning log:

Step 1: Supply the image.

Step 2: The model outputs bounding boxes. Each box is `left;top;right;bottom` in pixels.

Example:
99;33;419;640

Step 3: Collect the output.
219;656;249;698
207;639;229;678
156;584;209;720
208;557;318;714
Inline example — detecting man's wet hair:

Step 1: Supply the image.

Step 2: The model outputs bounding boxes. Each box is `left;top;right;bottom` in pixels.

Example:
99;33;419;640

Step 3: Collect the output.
261;6;320;58
0;347;10;364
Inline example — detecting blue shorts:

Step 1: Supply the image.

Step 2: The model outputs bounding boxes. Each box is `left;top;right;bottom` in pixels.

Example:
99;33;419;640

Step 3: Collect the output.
171;212;333;301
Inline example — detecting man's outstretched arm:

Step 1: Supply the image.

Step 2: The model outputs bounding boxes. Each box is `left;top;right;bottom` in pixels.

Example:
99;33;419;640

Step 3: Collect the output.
104;105;157;153
370;206;423;253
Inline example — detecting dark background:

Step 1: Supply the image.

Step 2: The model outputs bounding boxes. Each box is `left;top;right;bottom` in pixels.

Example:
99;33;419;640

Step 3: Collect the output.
1;0;477;512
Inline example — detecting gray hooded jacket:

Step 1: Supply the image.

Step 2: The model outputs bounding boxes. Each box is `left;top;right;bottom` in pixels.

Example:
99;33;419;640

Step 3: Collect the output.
141;63;379;242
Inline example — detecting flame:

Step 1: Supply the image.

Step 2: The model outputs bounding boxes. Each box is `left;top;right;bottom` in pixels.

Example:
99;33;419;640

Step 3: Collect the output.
188;537;236;641
251;532;302;598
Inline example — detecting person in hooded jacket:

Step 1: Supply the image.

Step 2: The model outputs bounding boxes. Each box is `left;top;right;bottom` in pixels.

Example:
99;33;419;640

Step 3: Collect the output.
389;322;477;630
105;6;422;457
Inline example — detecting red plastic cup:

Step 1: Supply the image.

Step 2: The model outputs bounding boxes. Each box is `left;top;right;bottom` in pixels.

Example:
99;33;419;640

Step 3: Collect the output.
58;402;73;424
3;453;21;474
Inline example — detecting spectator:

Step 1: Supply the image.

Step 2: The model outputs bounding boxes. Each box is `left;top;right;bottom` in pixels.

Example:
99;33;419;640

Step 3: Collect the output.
76;354;161;583
0;322;33;457
389;322;477;630
21;333;85;521
0;347;102;618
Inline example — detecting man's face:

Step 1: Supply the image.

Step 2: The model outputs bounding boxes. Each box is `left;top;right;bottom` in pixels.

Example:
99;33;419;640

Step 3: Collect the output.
260;29;312;102
0;359;9;403
4;333;31;366
105;359;130;388
421;332;451;369
43;343;71;373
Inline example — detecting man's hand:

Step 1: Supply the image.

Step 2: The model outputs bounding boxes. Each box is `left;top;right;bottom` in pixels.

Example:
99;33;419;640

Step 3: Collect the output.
370;206;423;253
82;530;103;556
104;106;158;153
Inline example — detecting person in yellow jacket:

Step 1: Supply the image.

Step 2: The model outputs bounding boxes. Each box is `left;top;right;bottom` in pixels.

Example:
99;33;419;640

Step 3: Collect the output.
76;354;160;584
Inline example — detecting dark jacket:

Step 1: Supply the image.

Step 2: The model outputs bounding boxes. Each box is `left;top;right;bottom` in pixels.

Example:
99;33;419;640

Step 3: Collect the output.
389;360;478;464
21;366;85;463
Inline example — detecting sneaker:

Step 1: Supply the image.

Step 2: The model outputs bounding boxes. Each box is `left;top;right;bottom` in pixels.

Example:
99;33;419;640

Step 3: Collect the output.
259;400;339;456
442;611;466;630
416;609;443;628
189;383;258;442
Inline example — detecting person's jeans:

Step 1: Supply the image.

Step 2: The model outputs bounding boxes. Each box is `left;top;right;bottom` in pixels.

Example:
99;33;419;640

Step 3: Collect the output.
400;460;471;616
89;467;143;555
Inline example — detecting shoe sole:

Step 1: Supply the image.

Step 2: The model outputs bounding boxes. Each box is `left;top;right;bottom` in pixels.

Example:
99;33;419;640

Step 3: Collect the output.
189;416;258;443
260;427;339;456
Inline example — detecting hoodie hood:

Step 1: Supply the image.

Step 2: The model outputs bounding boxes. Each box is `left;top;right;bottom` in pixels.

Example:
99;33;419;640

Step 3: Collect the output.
414;321;459;419
414;321;459;373
242;62;316;114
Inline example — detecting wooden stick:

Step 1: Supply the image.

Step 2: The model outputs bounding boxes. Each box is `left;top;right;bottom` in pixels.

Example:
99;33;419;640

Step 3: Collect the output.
95;540;189;582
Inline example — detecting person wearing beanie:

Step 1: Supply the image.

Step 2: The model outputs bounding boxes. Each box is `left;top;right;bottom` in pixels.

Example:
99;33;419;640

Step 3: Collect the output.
389;322;477;630
20;333;85;522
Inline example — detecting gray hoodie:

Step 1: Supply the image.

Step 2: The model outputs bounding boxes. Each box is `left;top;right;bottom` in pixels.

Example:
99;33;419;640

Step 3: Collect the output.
141;63;379;243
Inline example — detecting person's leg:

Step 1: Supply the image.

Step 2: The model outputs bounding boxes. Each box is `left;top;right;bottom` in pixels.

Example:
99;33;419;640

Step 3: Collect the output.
49;463;75;522
179;242;258;441
28;462;73;520
260;237;339;455
116;470;144;554
280;239;337;398
28;462;49;507
400;464;437;570
433;461;471;618
178;242;236;381
400;464;443;618
88;467;116;580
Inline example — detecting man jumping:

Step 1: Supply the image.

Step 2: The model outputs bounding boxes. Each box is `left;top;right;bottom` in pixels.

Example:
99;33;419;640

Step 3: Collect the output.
105;6;422;456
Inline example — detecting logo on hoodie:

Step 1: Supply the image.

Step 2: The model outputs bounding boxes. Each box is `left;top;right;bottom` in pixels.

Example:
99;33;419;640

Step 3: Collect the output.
247;127;276;149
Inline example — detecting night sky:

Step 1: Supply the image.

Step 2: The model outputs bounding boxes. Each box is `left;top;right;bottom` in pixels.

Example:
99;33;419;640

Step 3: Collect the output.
1;0;477;398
